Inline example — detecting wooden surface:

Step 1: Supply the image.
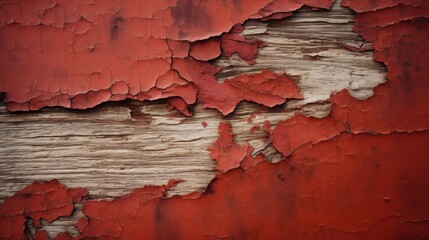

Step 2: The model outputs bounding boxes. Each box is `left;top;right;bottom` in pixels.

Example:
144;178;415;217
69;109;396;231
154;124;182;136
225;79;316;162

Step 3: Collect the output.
0;1;386;237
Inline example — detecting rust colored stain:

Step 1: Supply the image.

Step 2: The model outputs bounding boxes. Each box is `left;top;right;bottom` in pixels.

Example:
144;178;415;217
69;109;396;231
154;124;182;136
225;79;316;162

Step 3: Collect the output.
1;0;429;239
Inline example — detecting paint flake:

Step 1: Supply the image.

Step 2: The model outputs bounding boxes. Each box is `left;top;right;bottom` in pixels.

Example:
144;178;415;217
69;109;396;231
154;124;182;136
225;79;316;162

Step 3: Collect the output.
173;58;303;114
220;28;267;64
209;121;250;173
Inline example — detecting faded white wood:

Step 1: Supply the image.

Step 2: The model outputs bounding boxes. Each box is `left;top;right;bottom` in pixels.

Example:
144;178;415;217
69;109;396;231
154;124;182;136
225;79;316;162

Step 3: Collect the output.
0;1;386;238
216;1;386;104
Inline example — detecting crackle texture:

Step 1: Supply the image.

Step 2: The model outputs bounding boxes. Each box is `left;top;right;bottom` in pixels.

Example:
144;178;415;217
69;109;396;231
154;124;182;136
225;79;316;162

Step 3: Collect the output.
0;180;86;239
0;0;330;115
1;0;429;239
65;131;429;239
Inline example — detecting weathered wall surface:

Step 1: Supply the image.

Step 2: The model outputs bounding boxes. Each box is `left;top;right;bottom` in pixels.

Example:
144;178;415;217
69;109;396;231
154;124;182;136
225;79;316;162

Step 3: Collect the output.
0;0;428;239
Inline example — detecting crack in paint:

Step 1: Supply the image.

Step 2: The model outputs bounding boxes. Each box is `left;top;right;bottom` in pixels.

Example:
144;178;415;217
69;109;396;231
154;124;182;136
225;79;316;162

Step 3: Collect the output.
0;0;329;115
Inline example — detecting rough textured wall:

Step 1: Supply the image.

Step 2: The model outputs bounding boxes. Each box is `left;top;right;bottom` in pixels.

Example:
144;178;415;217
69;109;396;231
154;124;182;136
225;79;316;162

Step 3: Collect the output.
0;0;428;239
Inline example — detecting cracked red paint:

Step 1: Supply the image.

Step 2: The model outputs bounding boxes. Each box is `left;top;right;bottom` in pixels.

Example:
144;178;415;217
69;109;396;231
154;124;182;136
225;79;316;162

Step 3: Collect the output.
0;0;317;115
208;121;264;173
220;25;267;64
272;114;344;156
1;0;429;239
4;131;429;239
0;180;86;239
189;38;221;61
173;58;303;114
78;179;182;239
272;4;429;157
77;131;428;239
260;2;429;236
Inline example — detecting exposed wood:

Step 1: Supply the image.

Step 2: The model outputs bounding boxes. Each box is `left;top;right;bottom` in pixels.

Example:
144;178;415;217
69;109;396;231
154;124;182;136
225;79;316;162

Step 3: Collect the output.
0;1;386;238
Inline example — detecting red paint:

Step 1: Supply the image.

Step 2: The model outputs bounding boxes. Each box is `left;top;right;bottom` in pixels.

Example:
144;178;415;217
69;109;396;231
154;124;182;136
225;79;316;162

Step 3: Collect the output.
167;97;194;117
272;114;345;156
189;39;221;61
7;131;428;239
247;114;256;123
0;0;312;114
271;2;429;157
254;0;335;19
0;180;86;239
250;124;261;134
341;0;426;12
1;0;428;239
208;121;265;173
173;59;302;114
34;231;49;240
54;233;74;240
208;122;250;173
263;120;272;134
75;131;429;239
261;12;293;21
220;29;267;64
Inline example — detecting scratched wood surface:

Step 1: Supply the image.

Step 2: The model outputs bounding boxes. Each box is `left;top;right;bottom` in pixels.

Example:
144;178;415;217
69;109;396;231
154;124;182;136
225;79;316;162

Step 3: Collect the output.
0;1;386;237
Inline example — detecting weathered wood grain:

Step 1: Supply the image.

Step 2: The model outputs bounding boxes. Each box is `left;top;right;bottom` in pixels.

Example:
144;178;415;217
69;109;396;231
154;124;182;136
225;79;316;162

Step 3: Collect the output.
0;1;386;237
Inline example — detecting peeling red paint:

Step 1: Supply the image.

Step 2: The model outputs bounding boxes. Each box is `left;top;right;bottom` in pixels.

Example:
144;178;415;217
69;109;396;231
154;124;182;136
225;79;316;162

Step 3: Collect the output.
209;121;254;173
167;97;193;117
0;0;315;115
189;39;221;61
272;6;429;157
75;218;88;233
263;120;272;134
252;0;335;19
209;121;246;173
173;59;303;114
250;124;261;134
272;114;345;156
1;0;429;239
261;12;293;21
4;131;429;239
73;131;428;239
247;113;256;123
0;180;86;239
220;27;267;64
